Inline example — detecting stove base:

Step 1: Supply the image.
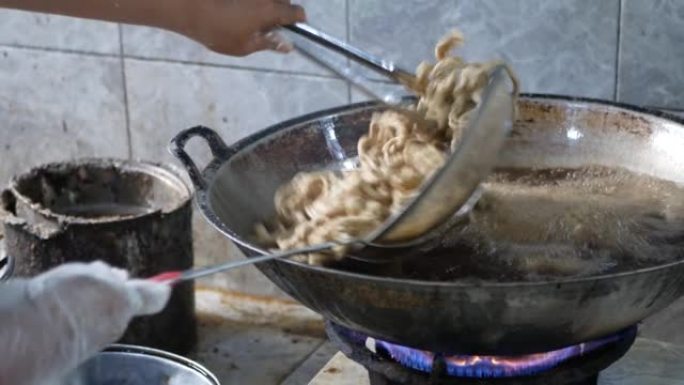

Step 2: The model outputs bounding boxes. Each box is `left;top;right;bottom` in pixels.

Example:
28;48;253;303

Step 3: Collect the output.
326;322;636;385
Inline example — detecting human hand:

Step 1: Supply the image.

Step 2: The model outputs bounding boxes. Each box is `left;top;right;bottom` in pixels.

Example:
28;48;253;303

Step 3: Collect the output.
0;0;306;57
175;0;307;56
0;261;170;385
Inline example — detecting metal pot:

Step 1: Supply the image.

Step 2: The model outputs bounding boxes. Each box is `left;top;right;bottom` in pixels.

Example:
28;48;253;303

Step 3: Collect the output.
0;158;196;355
171;94;684;355
62;344;220;385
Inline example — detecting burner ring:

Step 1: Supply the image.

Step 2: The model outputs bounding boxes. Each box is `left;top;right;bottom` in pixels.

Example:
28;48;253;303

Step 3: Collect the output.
326;322;637;385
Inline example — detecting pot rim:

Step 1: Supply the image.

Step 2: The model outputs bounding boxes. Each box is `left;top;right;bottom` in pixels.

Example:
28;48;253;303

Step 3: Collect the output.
195;93;684;288
96;344;220;385
5;158;192;225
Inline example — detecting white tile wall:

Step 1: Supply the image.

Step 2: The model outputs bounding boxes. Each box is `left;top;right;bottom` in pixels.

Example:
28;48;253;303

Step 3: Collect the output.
0;9;119;54
0;46;127;183
125;58;349;165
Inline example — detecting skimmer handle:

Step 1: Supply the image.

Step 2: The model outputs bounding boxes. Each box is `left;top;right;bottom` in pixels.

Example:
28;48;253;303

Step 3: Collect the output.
148;243;337;285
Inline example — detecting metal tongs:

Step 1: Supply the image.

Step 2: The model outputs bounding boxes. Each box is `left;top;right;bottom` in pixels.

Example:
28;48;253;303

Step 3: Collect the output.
283;23;414;104
285;23;415;88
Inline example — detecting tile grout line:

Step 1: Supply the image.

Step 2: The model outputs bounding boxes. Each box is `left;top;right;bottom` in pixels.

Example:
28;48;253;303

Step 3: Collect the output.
0;42;341;81
0;42;118;58
122;55;341;81
345;0;351;43
613;0;623;102
277;340;327;385
118;24;133;159
345;0;352;103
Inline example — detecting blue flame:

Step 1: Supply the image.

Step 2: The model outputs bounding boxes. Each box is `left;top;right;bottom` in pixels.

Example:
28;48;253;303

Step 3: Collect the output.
372;328;635;379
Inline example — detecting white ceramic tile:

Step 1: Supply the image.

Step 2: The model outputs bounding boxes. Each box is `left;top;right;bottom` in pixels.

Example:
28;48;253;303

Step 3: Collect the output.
0;47;127;185
0;9;119;54
192;212;290;299
349;0;619;99
121;0;346;75
619;0;684;109
125;58;348;165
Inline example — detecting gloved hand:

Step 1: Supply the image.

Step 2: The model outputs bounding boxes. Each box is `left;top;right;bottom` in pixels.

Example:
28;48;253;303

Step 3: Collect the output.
0;261;171;385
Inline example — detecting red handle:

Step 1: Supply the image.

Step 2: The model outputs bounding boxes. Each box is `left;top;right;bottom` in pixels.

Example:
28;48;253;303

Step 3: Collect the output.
148;271;182;284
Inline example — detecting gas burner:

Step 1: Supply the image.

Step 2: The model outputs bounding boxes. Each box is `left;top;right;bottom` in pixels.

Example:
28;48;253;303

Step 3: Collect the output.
372;331;630;378
326;322;637;385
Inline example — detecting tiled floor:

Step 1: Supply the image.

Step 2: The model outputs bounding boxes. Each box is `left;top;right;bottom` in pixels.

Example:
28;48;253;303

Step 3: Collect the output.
193;286;329;384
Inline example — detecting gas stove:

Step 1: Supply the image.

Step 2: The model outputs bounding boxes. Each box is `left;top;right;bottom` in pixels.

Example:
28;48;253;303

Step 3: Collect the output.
307;321;682;385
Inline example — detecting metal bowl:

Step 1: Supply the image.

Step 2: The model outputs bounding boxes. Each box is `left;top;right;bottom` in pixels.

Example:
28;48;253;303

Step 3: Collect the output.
63;344;219;385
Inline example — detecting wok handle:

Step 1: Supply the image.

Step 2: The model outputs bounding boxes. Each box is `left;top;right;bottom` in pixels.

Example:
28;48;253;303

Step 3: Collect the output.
169;126;230;190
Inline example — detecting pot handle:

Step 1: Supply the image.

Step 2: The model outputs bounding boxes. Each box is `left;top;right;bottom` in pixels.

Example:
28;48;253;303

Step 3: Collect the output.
169;126;230;190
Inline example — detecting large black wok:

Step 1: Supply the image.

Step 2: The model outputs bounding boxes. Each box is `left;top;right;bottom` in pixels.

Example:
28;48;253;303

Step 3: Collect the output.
171;94;684;355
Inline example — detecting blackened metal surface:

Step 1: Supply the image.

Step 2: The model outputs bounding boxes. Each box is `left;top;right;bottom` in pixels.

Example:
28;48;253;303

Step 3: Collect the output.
174;95;684;355
0;159;197;355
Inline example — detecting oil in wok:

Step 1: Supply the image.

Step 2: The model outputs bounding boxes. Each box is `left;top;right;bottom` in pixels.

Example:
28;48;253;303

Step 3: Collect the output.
333;165;684;282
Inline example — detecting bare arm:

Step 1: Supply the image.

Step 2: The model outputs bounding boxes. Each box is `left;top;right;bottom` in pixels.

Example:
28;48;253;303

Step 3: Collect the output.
0;0;306;56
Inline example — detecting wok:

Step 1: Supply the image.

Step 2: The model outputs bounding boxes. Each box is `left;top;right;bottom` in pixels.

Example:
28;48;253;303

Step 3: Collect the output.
171;94;684;355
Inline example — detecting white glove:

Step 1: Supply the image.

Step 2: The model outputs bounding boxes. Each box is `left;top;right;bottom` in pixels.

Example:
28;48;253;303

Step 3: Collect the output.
0;261;171;385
